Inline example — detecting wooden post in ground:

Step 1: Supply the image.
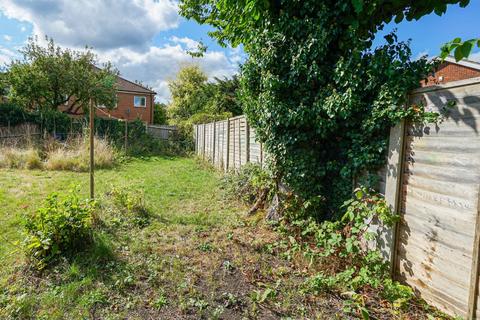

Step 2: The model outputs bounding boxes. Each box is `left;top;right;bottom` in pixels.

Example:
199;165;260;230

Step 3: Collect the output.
124;120;128;154
468;197;480;318
212;121;216;166
238;119;242;167
89;99;95;199
225;118;230;172
202;124;206;160
245;121;250;163
386;119;407;278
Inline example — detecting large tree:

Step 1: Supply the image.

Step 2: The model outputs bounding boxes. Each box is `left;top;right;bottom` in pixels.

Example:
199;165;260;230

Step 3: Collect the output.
180;0;470;215
167;64;241;122
6;37;118;114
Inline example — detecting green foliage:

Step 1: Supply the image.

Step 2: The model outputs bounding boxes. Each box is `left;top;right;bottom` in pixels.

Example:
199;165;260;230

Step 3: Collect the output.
441;37;480;61
153;102;168;125
179;0;471;214
6;37;118;112
168;65;211;121
0;103;75;135
23;188;96;270
107;186;150;228
166;65;242;150
221;163;274;205
180;0;470;50
275;187;412;316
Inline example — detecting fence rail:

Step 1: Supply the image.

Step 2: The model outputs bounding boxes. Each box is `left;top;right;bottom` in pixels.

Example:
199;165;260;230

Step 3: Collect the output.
194;115;264;171
0;123;41;140
147;124;177;140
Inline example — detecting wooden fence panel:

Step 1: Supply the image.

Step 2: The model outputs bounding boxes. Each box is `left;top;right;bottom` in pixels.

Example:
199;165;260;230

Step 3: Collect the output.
194;115;264;171
395;80;480;319
194;78;480;319
146;125;177;140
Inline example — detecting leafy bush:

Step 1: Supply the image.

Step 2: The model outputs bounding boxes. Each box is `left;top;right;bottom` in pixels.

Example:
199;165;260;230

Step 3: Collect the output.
272;187;413;317
23;188;96;269
221;163;274;206
0;147;42;169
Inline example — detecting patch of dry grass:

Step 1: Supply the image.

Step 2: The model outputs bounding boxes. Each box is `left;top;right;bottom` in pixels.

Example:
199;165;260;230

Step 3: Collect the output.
45;136;117;172
0;136;117;171
0;147;42;169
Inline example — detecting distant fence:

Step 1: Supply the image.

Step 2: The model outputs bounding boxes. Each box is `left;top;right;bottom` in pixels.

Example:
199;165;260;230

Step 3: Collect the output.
193;77;480;319
147;124;177;140
194;115;264;170
0;123;40;139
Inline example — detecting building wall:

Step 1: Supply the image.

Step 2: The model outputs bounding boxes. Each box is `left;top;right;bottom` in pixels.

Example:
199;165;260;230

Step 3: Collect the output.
96;91;154;124
62;91;154;124
422;62;480;87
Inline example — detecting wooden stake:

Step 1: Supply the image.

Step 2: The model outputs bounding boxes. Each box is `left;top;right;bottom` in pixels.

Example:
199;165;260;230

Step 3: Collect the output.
124;120;128;154
212;121;216;165
89;99;95;199
225;118;230;172
467;192;480;319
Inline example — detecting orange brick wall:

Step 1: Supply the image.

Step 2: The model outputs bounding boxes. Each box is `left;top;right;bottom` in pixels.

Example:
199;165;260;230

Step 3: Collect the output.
422;62;480;87
96;92;154;124
61;92;154;124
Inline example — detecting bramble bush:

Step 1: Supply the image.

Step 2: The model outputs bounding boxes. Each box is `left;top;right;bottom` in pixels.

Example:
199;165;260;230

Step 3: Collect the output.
23;188;96;270
270;187;413;318
221;163;275;208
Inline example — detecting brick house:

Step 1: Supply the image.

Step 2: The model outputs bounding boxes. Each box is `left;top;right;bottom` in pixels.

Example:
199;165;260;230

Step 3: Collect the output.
422;56;480;87
63;73;156;124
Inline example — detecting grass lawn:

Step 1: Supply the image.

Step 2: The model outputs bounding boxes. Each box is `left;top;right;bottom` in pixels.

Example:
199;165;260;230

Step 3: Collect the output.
0;156;450;319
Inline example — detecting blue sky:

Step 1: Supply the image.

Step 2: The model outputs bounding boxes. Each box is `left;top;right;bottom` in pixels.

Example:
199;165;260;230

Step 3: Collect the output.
0;1;478;101
373;1;480;59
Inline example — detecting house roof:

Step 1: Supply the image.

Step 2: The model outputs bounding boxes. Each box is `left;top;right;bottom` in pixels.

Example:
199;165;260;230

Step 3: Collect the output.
93;65;156;94
116;75;156;95
438;56;480;71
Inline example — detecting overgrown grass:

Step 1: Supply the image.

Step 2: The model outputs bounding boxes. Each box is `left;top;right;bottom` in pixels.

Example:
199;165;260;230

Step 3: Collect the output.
0;136;118;171
0;157;453;319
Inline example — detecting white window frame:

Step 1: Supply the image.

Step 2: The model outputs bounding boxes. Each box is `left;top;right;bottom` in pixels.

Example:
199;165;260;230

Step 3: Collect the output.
134;95;147;108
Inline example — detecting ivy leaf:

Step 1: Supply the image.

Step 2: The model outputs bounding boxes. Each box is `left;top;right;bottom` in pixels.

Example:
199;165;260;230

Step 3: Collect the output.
454;46;465;62
351;0;363;14
459;41;474;59
394;12;404;24
361;307;370;320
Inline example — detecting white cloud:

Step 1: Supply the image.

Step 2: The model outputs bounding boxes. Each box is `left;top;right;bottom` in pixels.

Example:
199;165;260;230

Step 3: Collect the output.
3;34;12;41
20;25;26;32
99;43;239;102
0;46;16;65
0;0;179;50
169;36;199;51
0;0;243;102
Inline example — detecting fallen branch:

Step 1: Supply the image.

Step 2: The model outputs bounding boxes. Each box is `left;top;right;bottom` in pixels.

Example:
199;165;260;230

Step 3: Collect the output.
248;188;269;215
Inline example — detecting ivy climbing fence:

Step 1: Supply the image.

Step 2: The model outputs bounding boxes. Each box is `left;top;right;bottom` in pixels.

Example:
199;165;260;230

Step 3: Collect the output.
194;77;480;320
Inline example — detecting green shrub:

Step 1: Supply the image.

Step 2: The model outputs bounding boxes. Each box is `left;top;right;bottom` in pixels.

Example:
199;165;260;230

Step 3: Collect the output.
221;163;274;205
23;188;96;269
274;187;411;316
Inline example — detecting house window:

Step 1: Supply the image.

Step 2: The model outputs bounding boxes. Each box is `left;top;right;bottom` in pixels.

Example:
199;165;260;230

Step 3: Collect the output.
134;96;147;108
